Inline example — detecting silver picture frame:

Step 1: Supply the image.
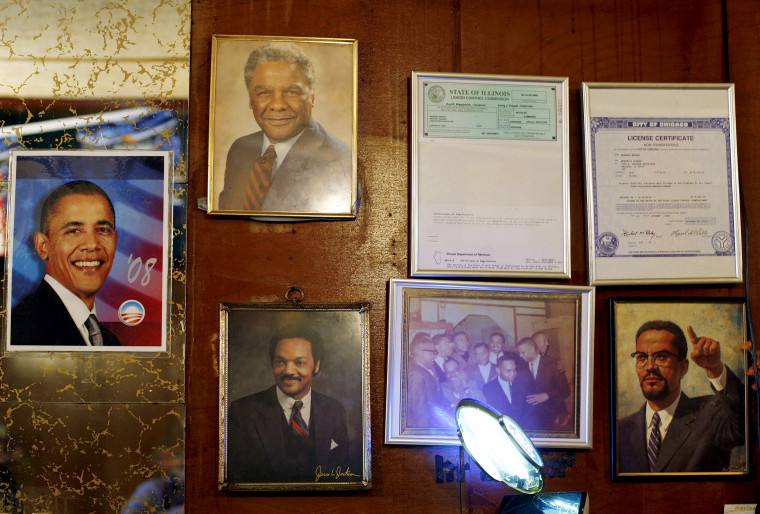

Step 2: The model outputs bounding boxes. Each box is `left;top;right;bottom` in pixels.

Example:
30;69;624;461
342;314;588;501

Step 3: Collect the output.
218;302;371;491
582;82;742;285
410;72;571;279
385;279;593;448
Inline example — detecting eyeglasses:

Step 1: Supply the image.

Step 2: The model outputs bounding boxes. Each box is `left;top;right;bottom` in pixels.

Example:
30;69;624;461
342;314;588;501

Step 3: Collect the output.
630;350;679;368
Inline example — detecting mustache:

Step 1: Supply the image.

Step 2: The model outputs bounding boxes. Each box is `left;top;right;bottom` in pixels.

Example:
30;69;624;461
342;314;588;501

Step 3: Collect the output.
643;369;664;381
279;374;303;382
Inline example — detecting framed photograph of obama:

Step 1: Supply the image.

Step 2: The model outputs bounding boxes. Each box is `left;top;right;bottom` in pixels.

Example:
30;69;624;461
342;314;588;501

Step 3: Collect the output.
610;297;749;478
5;150;172;352
218;302;371;491
385;279;594;448
207;35;358;219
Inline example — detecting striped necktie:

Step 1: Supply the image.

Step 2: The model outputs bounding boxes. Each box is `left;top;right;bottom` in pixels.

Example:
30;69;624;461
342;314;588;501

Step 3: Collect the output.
84;314;104;346
245;145;276;210
648;412;662;471
290;400;309;440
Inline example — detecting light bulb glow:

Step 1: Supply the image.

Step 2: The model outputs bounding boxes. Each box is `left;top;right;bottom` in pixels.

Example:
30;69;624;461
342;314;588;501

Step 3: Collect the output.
455;399;544;494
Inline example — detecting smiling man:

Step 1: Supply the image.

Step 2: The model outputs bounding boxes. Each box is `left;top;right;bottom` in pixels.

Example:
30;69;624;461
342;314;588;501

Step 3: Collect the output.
226;326;349;483
617;320;744;473
12;180;121;346
218;42;352;214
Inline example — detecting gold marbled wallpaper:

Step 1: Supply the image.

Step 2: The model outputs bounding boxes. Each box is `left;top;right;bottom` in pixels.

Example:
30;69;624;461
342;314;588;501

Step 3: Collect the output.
0;1;189;511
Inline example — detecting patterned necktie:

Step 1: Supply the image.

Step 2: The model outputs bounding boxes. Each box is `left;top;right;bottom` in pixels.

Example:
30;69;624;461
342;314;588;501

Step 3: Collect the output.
290;400;309;440
84;314;104;346
245;145;276;210
648;412;662;471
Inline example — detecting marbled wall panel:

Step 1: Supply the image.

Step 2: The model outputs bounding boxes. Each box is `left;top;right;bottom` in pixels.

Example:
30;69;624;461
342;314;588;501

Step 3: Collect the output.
0;1;189;511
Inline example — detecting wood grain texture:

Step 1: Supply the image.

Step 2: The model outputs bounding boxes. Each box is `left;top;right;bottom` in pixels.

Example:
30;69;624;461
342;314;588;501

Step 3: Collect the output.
187;0;759;511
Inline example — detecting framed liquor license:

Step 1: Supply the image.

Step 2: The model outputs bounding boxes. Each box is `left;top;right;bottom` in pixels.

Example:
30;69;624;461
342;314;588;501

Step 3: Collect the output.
207;35;358;219
385;279;593;448
410;72;570;279
609;297;748;479
583;83;742;285
219;302;371;491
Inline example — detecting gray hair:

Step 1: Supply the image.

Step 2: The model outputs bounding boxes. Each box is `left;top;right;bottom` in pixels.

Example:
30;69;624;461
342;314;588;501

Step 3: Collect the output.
244;43;315;90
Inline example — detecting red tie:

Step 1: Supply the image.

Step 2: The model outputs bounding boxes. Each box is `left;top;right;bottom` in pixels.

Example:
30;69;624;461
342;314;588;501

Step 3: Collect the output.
245;145;276;210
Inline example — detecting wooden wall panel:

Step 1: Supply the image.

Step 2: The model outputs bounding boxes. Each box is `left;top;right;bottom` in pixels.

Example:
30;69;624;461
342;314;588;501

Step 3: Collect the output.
460;0;726;82
187;0;759;511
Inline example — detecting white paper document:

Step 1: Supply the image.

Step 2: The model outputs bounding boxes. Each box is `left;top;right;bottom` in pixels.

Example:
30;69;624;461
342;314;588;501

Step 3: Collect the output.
411;73;570;278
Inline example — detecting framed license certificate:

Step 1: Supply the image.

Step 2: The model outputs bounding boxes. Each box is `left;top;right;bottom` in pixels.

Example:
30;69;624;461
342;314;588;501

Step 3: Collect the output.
583;83;742;285
410;72;571;279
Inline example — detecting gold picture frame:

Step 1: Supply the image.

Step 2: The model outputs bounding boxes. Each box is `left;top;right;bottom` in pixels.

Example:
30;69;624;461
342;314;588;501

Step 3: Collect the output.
207;35;358;219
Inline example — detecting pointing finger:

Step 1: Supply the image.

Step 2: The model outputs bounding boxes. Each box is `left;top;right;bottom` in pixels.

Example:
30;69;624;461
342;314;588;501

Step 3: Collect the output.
687;325;698;344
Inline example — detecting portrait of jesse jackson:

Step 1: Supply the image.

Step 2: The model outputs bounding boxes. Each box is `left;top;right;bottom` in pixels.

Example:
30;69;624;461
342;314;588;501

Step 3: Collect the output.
209;37;356;216
222;307;368;488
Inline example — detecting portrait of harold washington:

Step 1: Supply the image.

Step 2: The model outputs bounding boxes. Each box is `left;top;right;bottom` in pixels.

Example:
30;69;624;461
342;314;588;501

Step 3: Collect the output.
217;42;352;214
11;180;121;347
226;326;350;483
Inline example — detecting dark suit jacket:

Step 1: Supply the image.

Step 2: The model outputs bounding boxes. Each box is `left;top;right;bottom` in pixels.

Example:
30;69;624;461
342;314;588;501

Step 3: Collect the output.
218;120;352;213
11;280;121;346
483;376;530;426
407;360;447;428
466;362;497;393
433;359;447;383
526;353;569;430
227;385;349;483
617;366;745;473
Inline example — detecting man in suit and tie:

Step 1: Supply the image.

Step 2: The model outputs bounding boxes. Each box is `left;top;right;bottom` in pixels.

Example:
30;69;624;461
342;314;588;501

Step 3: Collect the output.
617;320;744;473
533;331;551;357
517;337;570;431
432;333;454;383
450;331;472;368
467;343;497;394
483;354;529;426
406;334;448;428
488;332;507;365
227;326;349;483
218;42;352;214
12;180;121;347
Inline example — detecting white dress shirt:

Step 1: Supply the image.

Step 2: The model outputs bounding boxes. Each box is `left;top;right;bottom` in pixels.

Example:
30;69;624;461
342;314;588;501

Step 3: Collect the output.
44;274;98;346
261;130;306;176
276;386;312;426
644;365;727;443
